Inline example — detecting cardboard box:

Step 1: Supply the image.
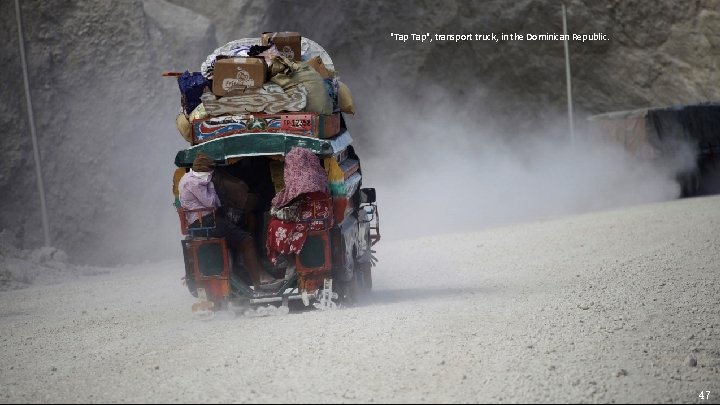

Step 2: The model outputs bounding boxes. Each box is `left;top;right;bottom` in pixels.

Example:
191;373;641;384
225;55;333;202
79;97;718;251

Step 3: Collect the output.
261;32;302;61
307;56;332;79
212;57;267;95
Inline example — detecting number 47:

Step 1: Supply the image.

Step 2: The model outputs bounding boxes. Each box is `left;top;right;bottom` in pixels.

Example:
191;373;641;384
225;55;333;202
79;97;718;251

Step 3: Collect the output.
699;391;710;400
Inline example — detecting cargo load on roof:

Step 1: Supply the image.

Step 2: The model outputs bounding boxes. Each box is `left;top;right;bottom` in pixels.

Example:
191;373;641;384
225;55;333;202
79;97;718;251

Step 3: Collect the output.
168;35;356;148
165;33;379;317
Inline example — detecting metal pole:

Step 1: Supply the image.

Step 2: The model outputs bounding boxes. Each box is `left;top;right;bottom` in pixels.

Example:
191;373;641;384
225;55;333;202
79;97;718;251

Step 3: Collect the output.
15;0;52;247
562;3;575;144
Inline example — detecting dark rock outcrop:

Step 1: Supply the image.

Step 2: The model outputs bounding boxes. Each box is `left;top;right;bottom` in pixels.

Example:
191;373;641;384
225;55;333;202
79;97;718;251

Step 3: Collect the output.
1;0;718;264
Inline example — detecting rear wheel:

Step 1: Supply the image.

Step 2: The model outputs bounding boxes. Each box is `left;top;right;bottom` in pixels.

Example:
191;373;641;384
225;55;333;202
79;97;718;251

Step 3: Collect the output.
355;261;372;292
341;258;371;306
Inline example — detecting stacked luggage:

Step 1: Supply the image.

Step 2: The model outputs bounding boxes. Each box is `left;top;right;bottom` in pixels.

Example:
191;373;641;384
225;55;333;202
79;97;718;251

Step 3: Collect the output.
169;33;355;145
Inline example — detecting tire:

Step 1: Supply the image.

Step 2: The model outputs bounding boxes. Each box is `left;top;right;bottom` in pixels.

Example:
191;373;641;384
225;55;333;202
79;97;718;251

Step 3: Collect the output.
336;241;373;305
346;259;372;305
356;261;372;292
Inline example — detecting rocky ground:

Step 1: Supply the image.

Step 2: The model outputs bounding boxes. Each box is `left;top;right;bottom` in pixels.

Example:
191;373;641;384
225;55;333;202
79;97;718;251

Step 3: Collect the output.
1;196;719;403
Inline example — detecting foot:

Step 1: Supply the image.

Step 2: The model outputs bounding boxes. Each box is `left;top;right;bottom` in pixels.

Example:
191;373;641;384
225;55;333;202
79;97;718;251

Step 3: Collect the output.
258;273;280;285
274;254;290;268
256;279;285;291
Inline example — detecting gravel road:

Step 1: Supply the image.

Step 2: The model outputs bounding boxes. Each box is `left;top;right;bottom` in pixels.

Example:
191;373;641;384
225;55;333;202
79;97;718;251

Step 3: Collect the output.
1;196;719;403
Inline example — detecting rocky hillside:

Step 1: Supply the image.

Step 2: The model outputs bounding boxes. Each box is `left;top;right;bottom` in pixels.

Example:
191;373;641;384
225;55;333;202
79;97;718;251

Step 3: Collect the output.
0;0;216;265
1;0;718;265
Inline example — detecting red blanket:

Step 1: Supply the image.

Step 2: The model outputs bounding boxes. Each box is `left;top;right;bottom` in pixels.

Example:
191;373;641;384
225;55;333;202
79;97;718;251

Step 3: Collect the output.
266;192;332;264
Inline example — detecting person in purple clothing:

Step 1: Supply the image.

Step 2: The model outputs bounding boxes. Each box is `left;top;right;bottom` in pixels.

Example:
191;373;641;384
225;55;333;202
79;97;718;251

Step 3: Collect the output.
178;153;279;289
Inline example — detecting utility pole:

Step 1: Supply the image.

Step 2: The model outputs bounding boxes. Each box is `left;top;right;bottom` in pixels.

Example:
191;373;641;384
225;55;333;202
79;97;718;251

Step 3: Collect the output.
562;3;575;144
15;0;51;247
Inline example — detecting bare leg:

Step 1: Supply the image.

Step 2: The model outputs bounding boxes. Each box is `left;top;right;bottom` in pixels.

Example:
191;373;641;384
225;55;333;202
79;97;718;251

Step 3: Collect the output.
239;237;277;287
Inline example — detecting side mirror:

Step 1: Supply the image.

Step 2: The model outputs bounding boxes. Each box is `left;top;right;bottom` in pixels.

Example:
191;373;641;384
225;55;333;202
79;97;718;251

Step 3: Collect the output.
359;188;376;204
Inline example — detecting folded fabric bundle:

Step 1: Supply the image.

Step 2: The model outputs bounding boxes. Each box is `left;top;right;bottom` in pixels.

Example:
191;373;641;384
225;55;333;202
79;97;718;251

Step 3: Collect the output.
270;56;333;115
266;192;332;264
266;218;309;264
323;157;346;195
338;81;355;114
188;103;208;122
271;147;329;208
176;113;192;143
200;83;307;115
177;71;210;114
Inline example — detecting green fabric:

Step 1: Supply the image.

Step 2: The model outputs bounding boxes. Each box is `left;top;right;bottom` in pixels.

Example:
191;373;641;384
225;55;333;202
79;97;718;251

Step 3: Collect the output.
270;56;333;115
329;181;346;196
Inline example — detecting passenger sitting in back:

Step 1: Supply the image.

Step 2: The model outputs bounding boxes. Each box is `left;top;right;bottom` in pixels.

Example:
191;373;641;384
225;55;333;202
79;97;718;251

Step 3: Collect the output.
178;153;280;289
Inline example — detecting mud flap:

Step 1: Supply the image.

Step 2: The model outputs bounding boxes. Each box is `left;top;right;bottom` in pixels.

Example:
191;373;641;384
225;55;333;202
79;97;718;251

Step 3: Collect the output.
191;288;215;320
313;278;339;310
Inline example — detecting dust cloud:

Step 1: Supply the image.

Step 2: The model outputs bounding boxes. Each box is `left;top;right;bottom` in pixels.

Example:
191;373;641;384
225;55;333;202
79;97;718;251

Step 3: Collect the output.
103;114;189;266
38;60;692;269
358;92;688;241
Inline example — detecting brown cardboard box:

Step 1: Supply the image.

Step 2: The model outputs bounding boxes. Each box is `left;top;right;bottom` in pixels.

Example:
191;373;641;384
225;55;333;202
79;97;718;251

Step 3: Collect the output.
261;32;302;61
212;57;267;96
307;56;332;79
